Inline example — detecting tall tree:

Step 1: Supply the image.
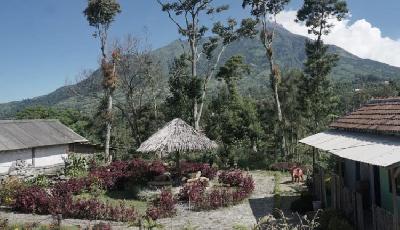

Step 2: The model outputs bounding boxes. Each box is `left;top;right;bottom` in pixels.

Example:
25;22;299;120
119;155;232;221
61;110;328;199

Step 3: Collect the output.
84;0;121;162
296;0;348;132
242;0;290;156
206;56;262;166
165;54;196;122
157;0;254;130
113;36;164;146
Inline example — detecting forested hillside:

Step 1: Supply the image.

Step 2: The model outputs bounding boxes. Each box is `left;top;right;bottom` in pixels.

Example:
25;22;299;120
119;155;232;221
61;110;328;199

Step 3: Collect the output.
1;24;399;119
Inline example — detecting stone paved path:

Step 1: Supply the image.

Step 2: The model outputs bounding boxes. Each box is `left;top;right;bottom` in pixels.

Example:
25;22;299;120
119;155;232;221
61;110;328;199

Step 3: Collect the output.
159;170;275;230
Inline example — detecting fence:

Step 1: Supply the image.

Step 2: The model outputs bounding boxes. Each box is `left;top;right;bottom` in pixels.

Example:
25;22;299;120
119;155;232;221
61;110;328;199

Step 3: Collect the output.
373;205;395;230
313;167;400;230
313;168;364;230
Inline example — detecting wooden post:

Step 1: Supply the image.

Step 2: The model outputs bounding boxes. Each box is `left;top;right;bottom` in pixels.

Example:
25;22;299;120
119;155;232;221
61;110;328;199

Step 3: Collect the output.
31;148;36;167
57;214;62;227
370;165;377;230
312;147;316;196
331;175;337;209
391;168;399;230
356;193;364;230
176;151;181;179
321;168;327;207
352;192;357;224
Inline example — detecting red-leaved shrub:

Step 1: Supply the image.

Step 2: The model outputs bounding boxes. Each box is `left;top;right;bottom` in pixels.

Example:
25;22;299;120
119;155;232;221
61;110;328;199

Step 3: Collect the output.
219;170;246;187
14;186;50;214
146;190;176;220
178;180;207;203
178;170;255;211
147;160;167;177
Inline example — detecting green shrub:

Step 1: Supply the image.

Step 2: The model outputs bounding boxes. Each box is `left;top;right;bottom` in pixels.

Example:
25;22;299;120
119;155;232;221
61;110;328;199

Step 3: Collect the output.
318;209;353;230
64;153;88;178
0;177;26;206
290;191;313;214
26;175;51;187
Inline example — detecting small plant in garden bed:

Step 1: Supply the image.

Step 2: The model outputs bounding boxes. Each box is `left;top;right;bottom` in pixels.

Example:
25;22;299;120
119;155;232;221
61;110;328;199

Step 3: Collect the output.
64;153;89;178
177;169;254;210
26;174;52;187
146;190;176;220
0;176;26;206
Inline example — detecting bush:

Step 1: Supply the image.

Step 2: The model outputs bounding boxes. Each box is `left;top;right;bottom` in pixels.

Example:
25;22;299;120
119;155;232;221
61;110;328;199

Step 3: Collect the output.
14;186;50;214
146;190;176;220
290;192;313;214
66;199;137;222
148;160;168;178
218;170;246;187
319;209;353;230
26;175;51;187
64;153;89;178
89;159;149;189
177;170;255;211
0;177;26;206
178;180;207;203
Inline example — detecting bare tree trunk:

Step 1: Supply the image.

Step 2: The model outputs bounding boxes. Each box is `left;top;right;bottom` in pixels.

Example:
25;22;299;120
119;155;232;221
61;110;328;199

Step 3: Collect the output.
262;14;286;157
105;92;112;162
272;79;286;157
189;36;200;130
195;46;226;130
100;33;113;163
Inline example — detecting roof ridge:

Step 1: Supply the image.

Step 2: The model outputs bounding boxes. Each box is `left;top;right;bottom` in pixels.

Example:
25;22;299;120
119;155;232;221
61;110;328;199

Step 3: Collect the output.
0;119;60;124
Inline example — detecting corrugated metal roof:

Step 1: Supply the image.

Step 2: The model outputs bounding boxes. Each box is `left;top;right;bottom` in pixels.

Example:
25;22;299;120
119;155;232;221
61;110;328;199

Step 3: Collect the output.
299;130;400;167
0;120;88;152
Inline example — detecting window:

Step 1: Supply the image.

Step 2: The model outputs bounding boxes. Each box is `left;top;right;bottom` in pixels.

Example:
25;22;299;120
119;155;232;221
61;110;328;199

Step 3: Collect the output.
388;170;400;196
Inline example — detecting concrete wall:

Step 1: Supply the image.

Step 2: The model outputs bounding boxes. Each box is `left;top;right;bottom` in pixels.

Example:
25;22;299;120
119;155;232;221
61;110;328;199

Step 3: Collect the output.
0;145;68;174
35;145;68;167
0;149;33;174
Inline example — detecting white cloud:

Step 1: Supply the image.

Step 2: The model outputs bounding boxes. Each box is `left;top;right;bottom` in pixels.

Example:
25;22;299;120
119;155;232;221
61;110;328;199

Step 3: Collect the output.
275;10;400;68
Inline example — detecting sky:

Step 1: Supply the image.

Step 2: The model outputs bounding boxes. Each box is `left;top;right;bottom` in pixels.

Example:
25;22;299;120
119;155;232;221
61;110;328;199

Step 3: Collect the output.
0;0;399;103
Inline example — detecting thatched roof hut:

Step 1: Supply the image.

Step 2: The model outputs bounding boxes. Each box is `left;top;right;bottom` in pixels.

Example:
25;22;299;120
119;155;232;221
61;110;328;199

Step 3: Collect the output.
137;118;218;156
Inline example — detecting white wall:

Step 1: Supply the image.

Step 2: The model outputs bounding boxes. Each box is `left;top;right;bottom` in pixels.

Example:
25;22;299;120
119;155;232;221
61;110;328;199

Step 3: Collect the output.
0;145;69;174
0;149;33;174
34;145;68;167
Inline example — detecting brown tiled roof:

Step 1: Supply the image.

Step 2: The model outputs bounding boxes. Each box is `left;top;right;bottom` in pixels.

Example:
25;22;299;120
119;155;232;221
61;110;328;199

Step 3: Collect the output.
330;98;400;134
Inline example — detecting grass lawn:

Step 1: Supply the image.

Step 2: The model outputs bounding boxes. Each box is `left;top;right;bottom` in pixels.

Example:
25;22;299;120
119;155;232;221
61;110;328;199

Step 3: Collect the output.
75;190;148;215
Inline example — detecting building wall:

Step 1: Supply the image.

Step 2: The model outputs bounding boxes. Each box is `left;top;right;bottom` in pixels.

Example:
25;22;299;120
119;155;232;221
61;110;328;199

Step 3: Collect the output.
378;167;400;212
0;145;69;174
0;149;33;174
35;145;68;167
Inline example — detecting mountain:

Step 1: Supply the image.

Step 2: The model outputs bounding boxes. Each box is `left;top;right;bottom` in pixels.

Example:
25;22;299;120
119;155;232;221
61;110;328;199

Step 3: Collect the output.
1;25;400;118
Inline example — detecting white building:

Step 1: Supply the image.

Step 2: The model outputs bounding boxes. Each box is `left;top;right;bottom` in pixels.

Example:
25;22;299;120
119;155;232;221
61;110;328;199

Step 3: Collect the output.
0;119;88;175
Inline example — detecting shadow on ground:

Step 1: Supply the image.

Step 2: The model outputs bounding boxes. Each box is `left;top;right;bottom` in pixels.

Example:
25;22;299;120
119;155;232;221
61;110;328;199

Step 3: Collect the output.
248;197;274;222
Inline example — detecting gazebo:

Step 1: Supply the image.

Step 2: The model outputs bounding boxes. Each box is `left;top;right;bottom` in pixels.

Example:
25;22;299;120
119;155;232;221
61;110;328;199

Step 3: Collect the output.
137;118;218;172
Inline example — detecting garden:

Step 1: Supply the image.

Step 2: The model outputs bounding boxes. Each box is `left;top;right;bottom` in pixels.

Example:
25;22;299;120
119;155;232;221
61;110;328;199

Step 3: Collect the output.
0;155;255;228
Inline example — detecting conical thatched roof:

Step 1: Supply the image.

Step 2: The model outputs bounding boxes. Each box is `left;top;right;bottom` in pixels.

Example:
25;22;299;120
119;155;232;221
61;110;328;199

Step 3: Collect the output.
137;118;218;154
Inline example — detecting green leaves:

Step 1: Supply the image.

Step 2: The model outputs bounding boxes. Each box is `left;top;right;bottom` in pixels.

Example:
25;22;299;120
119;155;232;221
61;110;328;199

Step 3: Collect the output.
242;0;290;17
296;0;348;38
83;0;121;28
